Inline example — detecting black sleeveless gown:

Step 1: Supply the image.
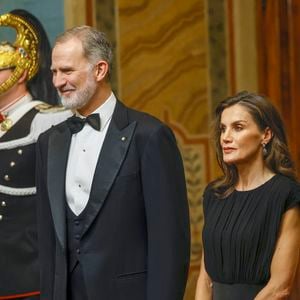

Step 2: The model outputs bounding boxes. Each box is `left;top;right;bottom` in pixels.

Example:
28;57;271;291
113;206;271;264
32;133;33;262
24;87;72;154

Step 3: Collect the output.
202;174;300;300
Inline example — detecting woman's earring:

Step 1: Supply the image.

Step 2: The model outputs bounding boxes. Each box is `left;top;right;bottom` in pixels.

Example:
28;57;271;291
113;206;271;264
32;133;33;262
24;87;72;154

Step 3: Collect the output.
262;143;268;157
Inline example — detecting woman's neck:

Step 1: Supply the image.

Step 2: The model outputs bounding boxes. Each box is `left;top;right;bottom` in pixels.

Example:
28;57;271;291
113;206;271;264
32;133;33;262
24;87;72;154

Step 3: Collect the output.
236;161;275;191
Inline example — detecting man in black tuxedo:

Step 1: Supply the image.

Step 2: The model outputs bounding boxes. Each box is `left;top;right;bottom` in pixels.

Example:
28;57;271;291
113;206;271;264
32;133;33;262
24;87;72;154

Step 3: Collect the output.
36;25;190;300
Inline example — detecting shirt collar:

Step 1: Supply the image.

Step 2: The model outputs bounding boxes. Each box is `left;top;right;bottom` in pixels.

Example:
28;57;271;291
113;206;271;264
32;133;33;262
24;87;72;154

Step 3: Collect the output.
76;92;116;131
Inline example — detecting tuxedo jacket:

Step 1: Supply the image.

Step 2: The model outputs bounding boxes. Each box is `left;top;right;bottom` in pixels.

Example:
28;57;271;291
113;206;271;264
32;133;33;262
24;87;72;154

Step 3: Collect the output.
0;103;70;298
36;100;190;300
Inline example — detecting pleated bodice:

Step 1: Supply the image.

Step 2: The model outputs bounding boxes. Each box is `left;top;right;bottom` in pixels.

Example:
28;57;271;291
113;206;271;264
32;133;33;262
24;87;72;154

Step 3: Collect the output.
202;174;300;284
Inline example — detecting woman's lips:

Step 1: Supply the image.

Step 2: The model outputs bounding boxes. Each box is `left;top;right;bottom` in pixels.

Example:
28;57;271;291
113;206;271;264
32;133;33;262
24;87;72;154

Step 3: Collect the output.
222;147;236;154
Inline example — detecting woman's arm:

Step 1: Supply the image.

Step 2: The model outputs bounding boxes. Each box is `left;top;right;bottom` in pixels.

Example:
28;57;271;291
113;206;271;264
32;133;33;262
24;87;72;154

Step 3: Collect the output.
254;206;300;300
195;252;213;300
290;251;300;300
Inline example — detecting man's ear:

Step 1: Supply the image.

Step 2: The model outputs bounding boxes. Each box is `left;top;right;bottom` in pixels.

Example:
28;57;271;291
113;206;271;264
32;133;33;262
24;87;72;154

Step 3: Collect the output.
17;69;28;84
94;60;109;81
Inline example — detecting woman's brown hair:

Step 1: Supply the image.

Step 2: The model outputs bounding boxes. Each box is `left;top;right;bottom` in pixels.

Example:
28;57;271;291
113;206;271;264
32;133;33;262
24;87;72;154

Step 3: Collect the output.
211;91;296;198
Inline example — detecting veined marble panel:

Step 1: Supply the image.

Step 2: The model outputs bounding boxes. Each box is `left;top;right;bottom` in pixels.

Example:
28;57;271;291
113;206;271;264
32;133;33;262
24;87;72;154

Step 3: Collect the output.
117;0;209;135
117;1;211;299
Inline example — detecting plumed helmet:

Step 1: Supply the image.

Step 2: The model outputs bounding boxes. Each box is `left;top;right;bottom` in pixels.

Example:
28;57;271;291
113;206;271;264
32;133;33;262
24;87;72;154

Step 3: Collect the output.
0;13;39;94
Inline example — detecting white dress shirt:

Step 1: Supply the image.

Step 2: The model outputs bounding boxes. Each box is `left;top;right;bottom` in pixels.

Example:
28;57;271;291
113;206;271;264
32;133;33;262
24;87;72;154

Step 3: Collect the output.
65;93;116;215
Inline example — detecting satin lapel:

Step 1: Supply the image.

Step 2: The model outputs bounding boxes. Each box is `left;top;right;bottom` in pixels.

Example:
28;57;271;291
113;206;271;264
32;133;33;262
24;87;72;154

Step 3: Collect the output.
47;124;72;251
81;119;136;237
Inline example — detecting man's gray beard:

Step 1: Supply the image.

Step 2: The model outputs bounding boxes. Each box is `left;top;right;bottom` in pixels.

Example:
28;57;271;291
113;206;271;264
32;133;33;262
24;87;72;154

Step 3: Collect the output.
60;78;97;110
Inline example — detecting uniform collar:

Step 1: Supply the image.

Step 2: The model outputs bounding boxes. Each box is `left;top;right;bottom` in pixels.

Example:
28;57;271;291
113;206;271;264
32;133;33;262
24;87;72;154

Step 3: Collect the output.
5;93;32;116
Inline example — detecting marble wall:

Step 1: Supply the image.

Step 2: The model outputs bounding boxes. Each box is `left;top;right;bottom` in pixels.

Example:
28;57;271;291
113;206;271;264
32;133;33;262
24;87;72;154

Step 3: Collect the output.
115;1;228;298
117;0;209;134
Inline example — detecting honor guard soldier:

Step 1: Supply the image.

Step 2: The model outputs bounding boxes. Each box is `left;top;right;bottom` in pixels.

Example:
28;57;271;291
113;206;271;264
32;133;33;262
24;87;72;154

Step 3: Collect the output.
0;11;71;299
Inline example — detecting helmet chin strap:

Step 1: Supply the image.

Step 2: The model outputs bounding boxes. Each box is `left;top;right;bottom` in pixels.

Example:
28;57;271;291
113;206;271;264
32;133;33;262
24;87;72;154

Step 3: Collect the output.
0;92;27;112
0;65;26;95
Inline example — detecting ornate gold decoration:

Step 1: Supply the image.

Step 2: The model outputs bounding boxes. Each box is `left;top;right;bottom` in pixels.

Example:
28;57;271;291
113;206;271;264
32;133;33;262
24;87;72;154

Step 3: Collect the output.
35;103;67;113
0;118;13;131
0;13;39;94
34;103;52;110
0;42;18;70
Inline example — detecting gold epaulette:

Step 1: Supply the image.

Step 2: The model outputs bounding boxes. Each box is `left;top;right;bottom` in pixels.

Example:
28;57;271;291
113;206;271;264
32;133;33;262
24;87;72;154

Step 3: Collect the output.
35;103;67;113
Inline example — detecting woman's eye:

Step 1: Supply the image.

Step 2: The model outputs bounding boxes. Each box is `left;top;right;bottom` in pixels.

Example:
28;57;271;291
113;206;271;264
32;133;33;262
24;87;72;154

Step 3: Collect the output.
235;126;243;131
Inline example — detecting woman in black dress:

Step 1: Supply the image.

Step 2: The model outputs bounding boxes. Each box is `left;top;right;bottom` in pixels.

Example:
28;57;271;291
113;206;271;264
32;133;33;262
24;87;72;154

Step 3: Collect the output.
195;91;300;300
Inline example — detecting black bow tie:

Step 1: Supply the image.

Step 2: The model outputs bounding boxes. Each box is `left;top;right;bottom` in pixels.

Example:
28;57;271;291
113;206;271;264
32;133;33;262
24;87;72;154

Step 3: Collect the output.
67;114;101;134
